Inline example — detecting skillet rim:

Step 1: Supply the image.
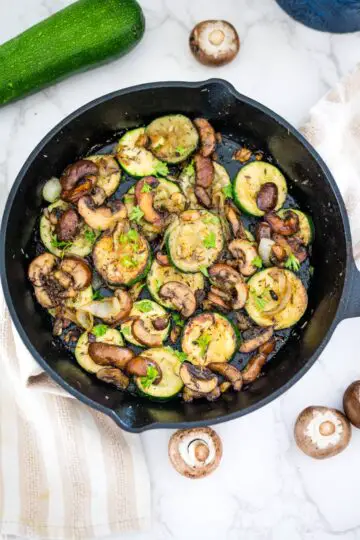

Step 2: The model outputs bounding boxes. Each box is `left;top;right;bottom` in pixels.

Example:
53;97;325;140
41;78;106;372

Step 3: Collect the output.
0;78;353;432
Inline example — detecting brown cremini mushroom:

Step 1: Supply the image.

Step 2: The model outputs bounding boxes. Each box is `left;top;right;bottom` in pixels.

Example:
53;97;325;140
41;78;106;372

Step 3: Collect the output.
265;210;299;236
194;154;214;188
125;356;162;384
193;118;216;157
60;159;98;202
224;201;247;239
152;315;170;331
96;367;129;389
88;343;134;369
28;252;58;287
132;319;164;347
59;256;92;290
194;185;211;208
189;20;240;67
241;352;267;384
239;327;274;354
294;406;351;459
155;251;170;266
135;177;163;227
255;222;272;244
208;263;248;310
78;196;127;231
228;239;259;277
159;281;197;318
55;208;80;242
256;182;278;213
208;362;243;391
180;363;218;394
343;381;360;428
168;427;222;479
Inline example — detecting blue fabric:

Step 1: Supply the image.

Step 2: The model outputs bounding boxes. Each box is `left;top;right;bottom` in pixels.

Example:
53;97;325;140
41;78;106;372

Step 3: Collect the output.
275;0;360;33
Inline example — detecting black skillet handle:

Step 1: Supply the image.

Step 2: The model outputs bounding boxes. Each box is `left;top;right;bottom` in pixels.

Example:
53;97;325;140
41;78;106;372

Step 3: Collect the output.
342;257;360;320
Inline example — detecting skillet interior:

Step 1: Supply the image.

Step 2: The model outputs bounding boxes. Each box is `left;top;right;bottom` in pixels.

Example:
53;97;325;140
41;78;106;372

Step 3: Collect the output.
0;80;348;432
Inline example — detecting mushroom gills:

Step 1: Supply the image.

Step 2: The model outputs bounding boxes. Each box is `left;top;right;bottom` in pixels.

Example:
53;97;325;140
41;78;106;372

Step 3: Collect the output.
180;363;218;394
189;20;240;66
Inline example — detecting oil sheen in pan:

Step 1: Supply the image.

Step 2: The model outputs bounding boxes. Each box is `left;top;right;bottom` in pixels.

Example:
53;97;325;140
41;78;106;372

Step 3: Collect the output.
27;131;312;388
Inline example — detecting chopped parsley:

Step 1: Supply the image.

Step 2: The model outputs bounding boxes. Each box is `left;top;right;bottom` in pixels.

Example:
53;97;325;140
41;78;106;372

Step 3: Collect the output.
154;278;162;291
50;235;72;251
137;300;153;313
172;350;188;363
203;231;216;249
172;313;185;328
284;252;300;272
84;229;96;243
176;145;186;155
222;184;233;199
251;256;263;269
121;326;131;336
129;206;144;223
92;290;103;301
203;215;219;225
124;194;134;204
121;255;137;268
195;333;212;356
141;183;152;193
199;265;209;277
141;365;159;389
251;287;271;311
183;161;195;176
92;324;108;337
154;161;169;177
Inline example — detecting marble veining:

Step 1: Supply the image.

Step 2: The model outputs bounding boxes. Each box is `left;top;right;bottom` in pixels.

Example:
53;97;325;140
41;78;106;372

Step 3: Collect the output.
1;0;360;538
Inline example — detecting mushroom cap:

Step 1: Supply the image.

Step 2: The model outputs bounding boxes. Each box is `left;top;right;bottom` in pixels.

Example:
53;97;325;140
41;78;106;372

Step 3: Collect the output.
168;427;222;478
343;380;360;428
294;406;351;459
189;20;240;66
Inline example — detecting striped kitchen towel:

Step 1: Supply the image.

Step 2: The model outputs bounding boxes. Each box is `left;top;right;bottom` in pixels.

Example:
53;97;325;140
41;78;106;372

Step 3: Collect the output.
0;291;151;539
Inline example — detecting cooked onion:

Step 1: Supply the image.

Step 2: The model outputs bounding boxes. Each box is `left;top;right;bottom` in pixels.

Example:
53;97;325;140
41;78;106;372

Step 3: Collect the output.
263;269;291;316
42;177;61;203
258;238;275;267
79;297;121;322
75;310;94;331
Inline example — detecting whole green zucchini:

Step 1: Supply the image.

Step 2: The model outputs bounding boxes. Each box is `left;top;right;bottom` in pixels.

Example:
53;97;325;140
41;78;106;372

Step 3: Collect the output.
0;0;145;105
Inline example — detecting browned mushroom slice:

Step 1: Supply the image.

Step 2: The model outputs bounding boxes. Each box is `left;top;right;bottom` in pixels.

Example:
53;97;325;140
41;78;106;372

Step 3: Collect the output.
224;201;247;239
170;325;182;344
208;362;243;391
59;256;92;290
194;154;214;188
152;315;170;331
168;427;223;479
34;285;61;309
28;252;58;286
343;381;360;428
265;210;299;236
258;337;276;356
96;367;129;390
219;381;232;393
228;239;259;277
256;182;278;213
131;319;164;347
182;387;205;402
206;386;221;401
62;178;95;204
235;312;252;331
194;185;211;208
179;362;218;393
134;177;163;227
193;118;216;157
55;208;80;242
189;20;240;66
241;352;267;383
125;356;162;384
78;196;127;231
272;234;308;264
60;159;98;201
294;406;352;459
88;342;134;369
205;291;231;312
155;251;170;266
271;243;288;263
239;326;274;354
208;263;248;310
255;222;272;243
159;282;197;318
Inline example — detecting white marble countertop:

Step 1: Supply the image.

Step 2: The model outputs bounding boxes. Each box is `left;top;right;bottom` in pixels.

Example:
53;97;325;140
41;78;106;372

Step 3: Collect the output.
2;0;360;539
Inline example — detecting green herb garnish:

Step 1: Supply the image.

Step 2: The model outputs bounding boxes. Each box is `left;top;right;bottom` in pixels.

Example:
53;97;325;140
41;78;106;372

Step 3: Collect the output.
203;215;219;225
284;253;300;272
141;183;152;193
251;256;263;269
154;161;169;177
121;326;131;336
183;161;195;176
92;324;108;337
251;287;271;311
50;236;72;251
137;300;153;313
222;184;233;199
309;265;314;276
129;206;144;223
124;195;134;204
195;333;212;356
92;290;103;301
203;231;216;249
173;350;188;363
84;229;96;243
176;145;186;155
199;266;209;277
121;255;137;268
141;365;159;389
172;313;185;328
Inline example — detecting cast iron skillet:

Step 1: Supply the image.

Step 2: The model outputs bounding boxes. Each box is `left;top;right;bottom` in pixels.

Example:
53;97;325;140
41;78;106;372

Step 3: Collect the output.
1;79;360;433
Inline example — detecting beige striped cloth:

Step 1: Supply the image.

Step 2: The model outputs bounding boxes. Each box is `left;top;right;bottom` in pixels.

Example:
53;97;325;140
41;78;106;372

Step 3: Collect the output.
0;290;151;539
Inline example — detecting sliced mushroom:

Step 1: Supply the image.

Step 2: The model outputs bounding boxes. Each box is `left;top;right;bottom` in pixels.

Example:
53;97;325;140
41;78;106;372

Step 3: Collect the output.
155;251;170;266
193;118;216;157
239;327;274;354
271;243;288;263
60;159;98;191
96;367;129;390
265;211;299;236
132;319;164;347
208;263;248;310
224;201;247;239
78;196;127;231
182;387;205;402
272;234;308;264
88;343;134;369
170;325;181;344
206;386;221;401
55;208;80;242
205;291;231;312
135;177;163;226
34;285;61;309
194;154;214;188
62;178;95;204
194;185;211;208
125;356;162;384
258;337;276;356
219;381;232;394
189;20;240;66
235;312;252;331
179;362;218;394
255;222;272;244
28;253;58;287
152;315;170;331
294;406;351;459
59;256;92;290
343;381;360;428
159;282;197;318
256;182;278;212
241;352;267;383
229;239;259;277
208;362;243;391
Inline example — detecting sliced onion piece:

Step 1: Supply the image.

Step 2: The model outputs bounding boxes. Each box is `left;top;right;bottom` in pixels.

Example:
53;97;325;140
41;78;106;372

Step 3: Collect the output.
263;269;291;316
75;310;94;331
258;238;275;267
79;296;122;324
42;177;61;203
